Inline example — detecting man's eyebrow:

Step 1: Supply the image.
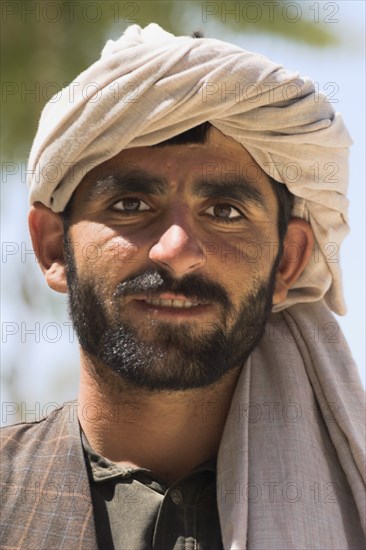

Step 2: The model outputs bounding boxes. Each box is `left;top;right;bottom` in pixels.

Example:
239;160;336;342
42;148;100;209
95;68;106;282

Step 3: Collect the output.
86;169;167;201
84;169;268;210
193;178;268;210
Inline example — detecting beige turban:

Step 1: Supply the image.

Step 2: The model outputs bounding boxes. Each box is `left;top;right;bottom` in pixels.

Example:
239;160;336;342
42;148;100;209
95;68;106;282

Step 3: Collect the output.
27;23;352;315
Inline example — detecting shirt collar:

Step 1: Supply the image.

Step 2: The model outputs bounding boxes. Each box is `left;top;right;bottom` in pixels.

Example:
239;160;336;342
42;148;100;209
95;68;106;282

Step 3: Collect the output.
81;429;216;483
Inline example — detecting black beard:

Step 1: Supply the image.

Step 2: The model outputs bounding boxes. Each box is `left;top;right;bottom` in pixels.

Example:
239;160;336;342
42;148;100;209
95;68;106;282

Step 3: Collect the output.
64;236;277;392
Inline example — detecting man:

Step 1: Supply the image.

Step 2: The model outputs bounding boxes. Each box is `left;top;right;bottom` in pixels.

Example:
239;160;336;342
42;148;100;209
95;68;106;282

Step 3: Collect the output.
1;24;365;549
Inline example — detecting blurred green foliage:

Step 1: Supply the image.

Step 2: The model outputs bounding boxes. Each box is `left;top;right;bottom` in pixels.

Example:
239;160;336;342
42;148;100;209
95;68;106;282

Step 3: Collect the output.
1;0;340;160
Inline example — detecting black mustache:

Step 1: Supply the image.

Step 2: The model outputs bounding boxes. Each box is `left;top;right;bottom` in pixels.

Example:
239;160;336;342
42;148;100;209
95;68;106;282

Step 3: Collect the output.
113;269;231;309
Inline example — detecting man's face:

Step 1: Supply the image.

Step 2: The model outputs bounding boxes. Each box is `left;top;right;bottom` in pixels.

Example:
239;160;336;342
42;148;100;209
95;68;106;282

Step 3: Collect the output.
64;129;280;391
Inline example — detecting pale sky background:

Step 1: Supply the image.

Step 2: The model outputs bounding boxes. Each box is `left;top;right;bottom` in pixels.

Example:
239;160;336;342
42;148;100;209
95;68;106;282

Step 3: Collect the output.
1;1;365;425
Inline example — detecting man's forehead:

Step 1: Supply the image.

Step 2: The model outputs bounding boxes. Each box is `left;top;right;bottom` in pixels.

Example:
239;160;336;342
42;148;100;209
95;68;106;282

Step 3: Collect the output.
80;127;269;190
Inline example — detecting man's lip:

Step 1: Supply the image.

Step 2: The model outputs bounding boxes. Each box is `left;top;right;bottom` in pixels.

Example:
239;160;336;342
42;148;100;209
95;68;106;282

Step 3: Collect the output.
130;298;212;316
131;293;207;304
139;293;199;301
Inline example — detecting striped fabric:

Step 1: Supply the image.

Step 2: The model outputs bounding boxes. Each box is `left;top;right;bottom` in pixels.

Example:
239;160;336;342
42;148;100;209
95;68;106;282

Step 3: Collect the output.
1;403;97;549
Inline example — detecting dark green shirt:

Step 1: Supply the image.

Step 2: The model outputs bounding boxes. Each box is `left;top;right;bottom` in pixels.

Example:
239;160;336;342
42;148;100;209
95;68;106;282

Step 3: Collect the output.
82;432;224;550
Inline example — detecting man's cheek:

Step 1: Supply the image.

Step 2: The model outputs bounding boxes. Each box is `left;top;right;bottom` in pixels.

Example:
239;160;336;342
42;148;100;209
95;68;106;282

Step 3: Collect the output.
86;238;140;267
108;239;140;266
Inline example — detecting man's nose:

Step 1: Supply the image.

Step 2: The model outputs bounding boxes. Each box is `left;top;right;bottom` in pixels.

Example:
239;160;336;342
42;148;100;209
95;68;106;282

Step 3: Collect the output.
149;221;205;278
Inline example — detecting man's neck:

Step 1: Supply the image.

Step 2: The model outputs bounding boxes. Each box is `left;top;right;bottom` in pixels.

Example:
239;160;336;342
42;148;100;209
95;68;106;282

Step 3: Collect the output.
77;355;242;485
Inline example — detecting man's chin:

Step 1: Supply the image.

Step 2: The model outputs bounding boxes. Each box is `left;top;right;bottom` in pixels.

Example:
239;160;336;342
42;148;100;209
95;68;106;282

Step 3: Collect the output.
107;314;223;350
138;320;220;348
87;321;239;392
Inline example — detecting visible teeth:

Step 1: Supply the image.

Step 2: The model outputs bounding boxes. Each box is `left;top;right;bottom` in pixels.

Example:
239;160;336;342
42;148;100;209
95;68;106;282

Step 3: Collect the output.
160;298;173;307
145;298;199;308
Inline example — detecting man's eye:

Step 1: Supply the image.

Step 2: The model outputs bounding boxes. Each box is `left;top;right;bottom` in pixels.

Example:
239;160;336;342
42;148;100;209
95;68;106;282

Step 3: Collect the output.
112;198;151;213
204;203;244;221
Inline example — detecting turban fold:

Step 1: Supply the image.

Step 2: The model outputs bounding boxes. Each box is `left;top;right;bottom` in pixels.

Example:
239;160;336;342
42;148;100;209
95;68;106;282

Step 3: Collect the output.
27;23;353;314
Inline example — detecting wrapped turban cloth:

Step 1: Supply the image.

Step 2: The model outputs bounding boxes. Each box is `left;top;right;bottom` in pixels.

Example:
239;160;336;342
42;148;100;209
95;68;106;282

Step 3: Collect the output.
26;24;366;549
27;23;353;315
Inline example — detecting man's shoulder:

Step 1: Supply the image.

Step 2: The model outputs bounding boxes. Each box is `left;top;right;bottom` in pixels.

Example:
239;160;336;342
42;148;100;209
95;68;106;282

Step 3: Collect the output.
0;400;79;464
0;402;97;547
0;399;87;509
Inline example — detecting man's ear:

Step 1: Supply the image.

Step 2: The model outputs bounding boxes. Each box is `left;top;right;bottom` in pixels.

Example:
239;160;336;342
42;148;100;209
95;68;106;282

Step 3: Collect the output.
272;218;314;305
28;202;68;293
